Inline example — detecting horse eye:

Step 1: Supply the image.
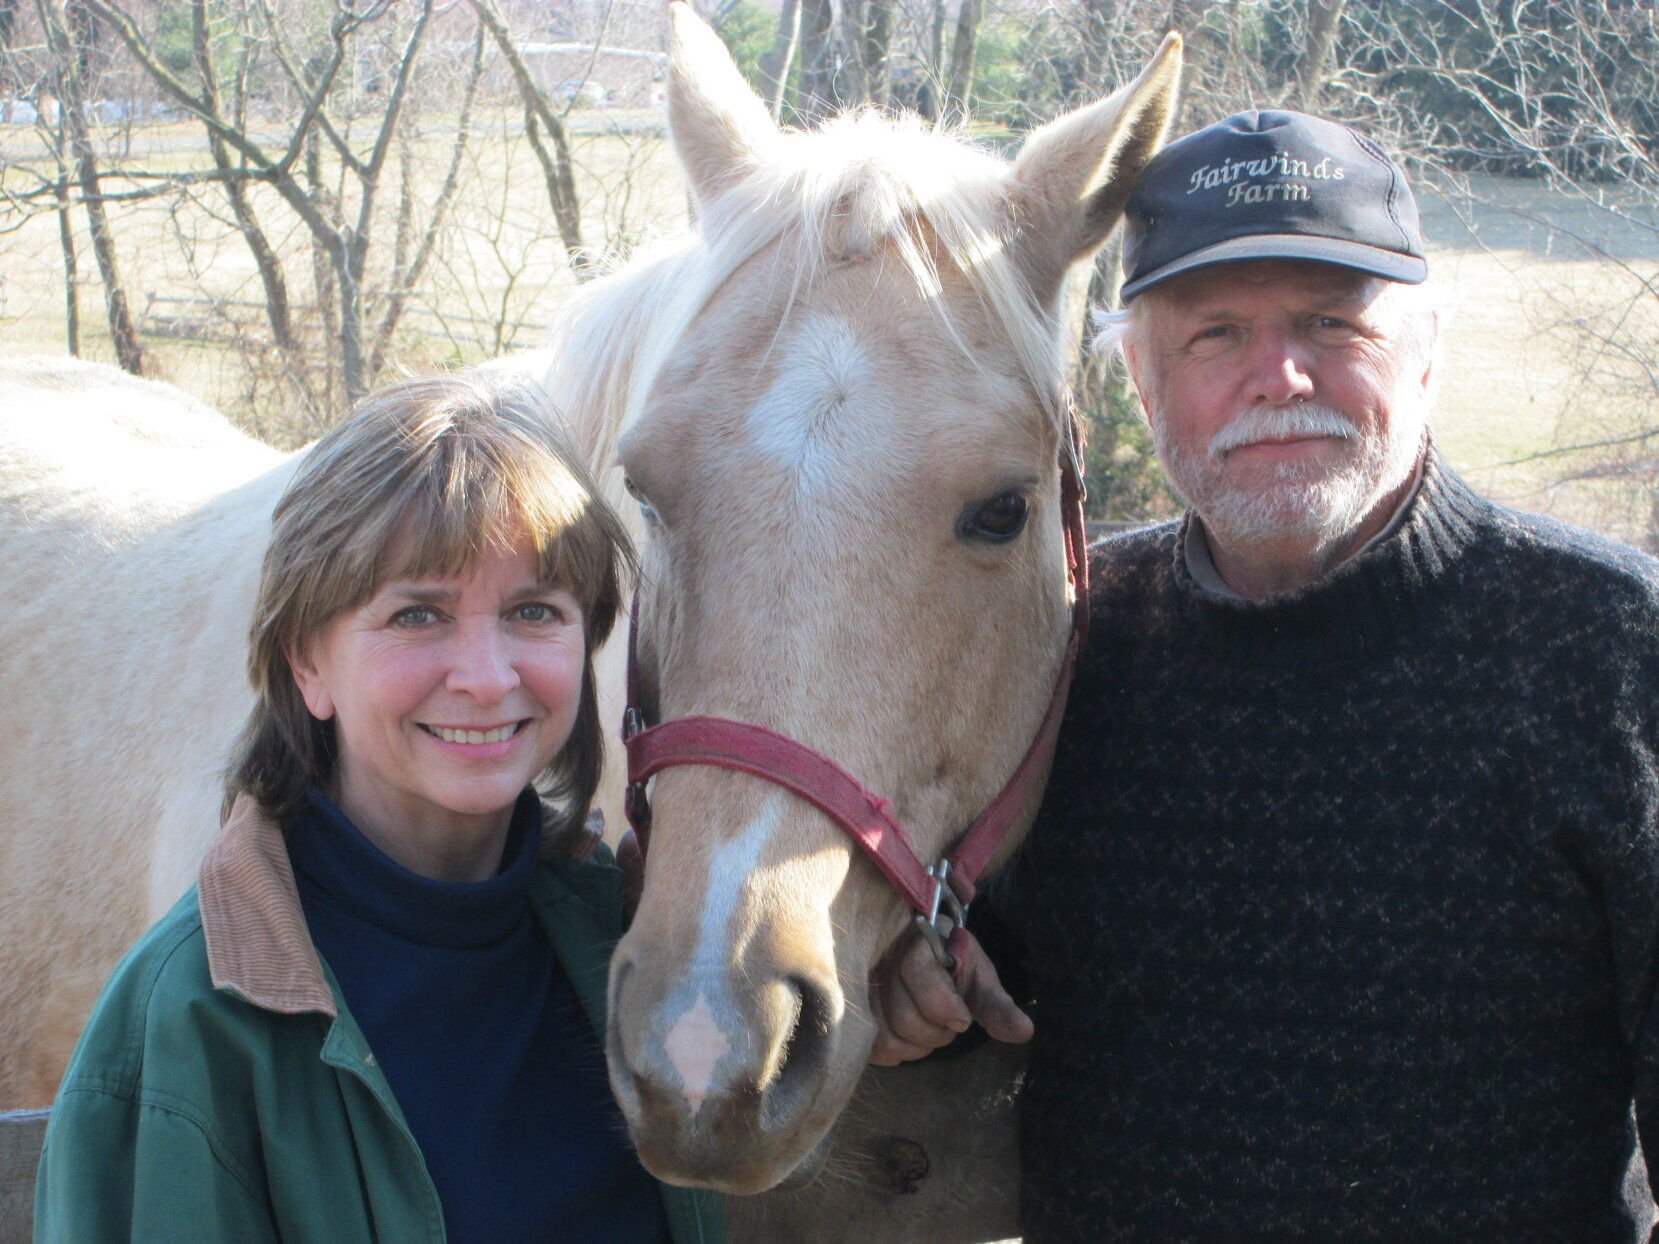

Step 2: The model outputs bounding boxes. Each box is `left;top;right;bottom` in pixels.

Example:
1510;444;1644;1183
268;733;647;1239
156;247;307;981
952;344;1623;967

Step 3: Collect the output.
623;476;659;524
962;491;1030;543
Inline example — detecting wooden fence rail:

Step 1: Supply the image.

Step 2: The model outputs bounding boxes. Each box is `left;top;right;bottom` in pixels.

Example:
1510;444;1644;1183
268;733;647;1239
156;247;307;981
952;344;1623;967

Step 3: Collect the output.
1;1109;47;1242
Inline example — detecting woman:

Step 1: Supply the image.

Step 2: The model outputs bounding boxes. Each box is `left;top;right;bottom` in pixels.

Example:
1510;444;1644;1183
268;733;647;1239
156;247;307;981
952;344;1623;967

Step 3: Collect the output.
34;374;723;1243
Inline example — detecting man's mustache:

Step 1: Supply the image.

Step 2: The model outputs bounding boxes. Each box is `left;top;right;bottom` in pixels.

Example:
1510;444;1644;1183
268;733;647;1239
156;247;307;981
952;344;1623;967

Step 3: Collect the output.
1210;404;1358;458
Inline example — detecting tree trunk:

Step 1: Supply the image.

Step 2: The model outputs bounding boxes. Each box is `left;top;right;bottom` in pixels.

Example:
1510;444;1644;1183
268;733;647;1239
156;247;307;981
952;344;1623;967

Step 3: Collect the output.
304;130;340;412
796;0;835;122
1079;0;1117;89
41;0;142;373
47;88;79;356
758;0;801;120
70;121;142;374
192;0;297;357
839;0;867;106
521;108;592;279
1298;0;1346;111
372;23;485;374
944;0;983;123
335;233;368;405
917;0;947;120
471;0;589;278
54;169;79;356
862;0;892;110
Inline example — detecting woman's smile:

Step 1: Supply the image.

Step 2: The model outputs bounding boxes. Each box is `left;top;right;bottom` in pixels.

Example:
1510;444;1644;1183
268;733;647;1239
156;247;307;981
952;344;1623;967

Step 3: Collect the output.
418;720;528;745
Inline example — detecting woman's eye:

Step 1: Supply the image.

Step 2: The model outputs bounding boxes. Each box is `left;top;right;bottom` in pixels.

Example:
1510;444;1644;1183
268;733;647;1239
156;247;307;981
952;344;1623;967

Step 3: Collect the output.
513;602;562;624
391;605;438;627
962;491;1030;543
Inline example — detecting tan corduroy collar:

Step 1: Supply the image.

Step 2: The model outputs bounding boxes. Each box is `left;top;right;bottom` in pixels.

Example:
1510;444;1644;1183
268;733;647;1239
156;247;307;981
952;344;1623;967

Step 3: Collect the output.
199;795;339;1017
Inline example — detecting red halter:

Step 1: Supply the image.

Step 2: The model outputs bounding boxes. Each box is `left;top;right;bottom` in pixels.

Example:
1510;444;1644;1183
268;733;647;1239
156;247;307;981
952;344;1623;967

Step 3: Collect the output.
622;433;1090;969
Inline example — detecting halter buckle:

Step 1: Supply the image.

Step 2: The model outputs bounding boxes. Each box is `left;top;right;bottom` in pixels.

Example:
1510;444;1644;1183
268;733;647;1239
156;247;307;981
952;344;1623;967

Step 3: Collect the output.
624;780;652;835
623;706;646;741
913;859;969;971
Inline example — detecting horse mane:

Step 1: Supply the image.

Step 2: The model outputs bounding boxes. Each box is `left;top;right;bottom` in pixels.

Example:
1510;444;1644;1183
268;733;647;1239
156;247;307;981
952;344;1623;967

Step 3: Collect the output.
540;110;1073;476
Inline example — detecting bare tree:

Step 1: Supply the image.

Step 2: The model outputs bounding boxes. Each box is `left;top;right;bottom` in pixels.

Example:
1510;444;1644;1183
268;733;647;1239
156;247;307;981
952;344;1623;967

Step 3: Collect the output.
70;0;453;403
795;0;835;121
1;0;685;440
1297;0;1344;109
1332;0;1658;546
758;0;802;119
189;0;297;364
370;22;488;374
469;0;591;279
942;0;982;122
35;0;142;372
861;0;894;108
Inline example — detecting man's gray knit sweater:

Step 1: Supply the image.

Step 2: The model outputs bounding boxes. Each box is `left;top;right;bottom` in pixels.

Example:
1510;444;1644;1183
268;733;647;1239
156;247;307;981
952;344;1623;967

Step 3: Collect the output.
1005;450;1659;1240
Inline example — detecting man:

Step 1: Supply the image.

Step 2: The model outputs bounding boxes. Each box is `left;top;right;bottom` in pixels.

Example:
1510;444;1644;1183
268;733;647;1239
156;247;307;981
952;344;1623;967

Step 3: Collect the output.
873;110;1659;1239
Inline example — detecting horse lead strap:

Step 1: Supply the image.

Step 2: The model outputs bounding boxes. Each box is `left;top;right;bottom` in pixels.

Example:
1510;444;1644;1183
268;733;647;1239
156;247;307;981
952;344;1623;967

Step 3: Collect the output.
623;437;1090;969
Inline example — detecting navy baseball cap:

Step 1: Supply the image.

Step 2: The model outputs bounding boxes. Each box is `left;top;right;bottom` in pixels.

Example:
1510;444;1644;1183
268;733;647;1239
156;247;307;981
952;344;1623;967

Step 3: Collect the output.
1119;109;1427;301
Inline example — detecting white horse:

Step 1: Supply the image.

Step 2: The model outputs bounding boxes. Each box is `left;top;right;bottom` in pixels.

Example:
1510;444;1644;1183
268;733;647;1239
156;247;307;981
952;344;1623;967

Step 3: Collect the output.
0;6;1179;1234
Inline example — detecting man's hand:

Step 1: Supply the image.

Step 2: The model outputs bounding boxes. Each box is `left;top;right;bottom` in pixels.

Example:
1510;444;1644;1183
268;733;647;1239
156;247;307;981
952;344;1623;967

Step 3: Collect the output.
868;926;1034;1065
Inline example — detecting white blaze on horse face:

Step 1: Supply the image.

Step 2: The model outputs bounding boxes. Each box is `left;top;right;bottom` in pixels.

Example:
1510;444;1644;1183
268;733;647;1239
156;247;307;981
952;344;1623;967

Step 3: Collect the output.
745;315;874;494
662;795;778;1113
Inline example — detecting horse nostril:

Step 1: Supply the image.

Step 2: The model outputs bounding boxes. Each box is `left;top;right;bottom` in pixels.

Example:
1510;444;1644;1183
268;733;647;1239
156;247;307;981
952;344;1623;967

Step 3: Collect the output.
763;973;835;1130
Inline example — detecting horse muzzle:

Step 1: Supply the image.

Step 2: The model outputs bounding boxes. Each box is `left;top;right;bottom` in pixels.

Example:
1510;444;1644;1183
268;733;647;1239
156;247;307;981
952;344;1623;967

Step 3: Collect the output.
606;938;860;1193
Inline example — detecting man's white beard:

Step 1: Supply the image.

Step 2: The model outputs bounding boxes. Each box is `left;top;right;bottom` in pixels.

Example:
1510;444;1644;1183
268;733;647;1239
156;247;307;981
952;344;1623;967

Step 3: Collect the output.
1152;401;1426;550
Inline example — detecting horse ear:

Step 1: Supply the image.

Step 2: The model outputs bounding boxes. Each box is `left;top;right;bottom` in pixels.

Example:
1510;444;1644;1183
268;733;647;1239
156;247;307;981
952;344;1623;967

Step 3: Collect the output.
667;1;779;215
1006;33;1183;307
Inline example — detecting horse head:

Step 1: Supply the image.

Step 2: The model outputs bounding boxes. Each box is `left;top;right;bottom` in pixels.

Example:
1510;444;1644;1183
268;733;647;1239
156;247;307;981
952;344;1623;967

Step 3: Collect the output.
581;5;1181;1192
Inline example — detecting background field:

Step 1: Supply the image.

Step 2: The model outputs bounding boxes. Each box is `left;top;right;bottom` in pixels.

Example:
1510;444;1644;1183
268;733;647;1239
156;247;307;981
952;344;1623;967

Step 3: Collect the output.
1416;175;1657;545
0;110;690;443
2;115;1655;545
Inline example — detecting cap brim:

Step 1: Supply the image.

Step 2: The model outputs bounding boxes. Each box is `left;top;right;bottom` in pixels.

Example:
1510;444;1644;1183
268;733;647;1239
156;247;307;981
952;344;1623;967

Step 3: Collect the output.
1120;233;1428;301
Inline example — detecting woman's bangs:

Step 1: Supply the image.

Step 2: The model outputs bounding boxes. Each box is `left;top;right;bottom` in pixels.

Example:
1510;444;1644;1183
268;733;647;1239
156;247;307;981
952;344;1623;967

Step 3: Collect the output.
373;448;605;607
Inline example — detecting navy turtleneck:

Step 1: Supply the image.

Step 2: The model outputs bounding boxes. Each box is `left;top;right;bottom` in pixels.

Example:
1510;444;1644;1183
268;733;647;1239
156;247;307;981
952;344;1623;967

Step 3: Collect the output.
286;787;668;1244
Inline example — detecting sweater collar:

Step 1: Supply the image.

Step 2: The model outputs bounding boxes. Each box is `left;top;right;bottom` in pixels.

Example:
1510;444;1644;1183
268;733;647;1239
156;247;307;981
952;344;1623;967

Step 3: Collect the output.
199;793;604;1017
290;787;541;949
1165;442;1488;665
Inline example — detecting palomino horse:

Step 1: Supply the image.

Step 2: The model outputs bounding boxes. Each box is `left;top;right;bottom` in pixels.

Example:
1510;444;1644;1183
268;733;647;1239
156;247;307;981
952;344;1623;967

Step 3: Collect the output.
593;4;1179;1200
0;5;1179;1232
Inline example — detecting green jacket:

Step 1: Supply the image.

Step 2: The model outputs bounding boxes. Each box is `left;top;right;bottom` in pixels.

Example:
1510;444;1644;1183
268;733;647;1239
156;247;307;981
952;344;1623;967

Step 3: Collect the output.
34;796;724;1244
